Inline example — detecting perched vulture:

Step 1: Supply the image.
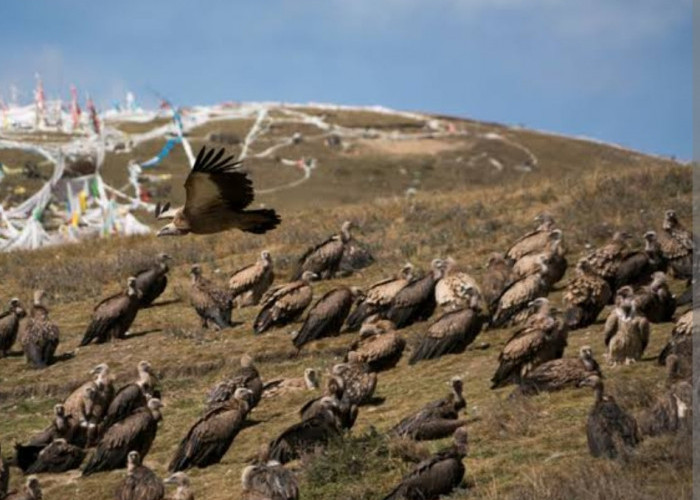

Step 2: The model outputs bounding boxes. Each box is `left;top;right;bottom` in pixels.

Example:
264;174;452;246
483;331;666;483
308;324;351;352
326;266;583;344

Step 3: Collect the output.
332;359;377;406
510;230;567;287
14;404;79;471
254;272;317;334
337;236;375;277
0;443;8;499
345;263;415;332
0;298;25;356
658;309;693;372
169;388;252;471
266;399;342;464
229;250;275;307
513;346;602;396
480;253;512;314
291;221;355;280
80;277;141;345
504;213;558;262
346;319;405;372
656;209;693;279
491;260;549;328
115;451;165;500
384;259;445;329
434;257;481;311
291;286;359;349
21;290;60;368
603;301;650;366
410;287;485;365
241;461;299;500
134;252;172;307
4;477;42;500
164;472;195;500
103;361;159;429
382;426;468;500
299;377;357;430
639;356;692;437
82;398;163;476
563;260;612;330
583;231;632;283
632;272;676;323
206;354;264;410
612;231;665;291
581;375;640;459
189;264;233;330
63;363;114;444
263;368;320;398
491;309;568;389
24;439;85;474
155;145;280;236
391;377;466;440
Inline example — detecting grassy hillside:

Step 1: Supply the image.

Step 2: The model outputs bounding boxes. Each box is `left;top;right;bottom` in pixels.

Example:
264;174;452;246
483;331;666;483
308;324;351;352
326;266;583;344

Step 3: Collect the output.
0;107;692;499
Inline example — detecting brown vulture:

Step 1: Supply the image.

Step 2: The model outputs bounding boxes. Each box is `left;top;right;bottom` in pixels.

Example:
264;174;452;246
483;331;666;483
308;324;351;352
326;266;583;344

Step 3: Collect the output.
510;230;567;287
134;252;172;307
434;258;482;311
583;231;632;283
4;477;42;500
612;231;665;291
82;398;163;476
0;298;26;356
331;360;377;406
206;354;264;410
164;472;195;500
169;387;252;471
410;286;485;365
254;271;317;334
20;290;59;368
115;451;165;500
563;260;612;330
384;259;445;329
505;213;558;262
291;221;355;280
229;250;275;307
23;438;86;474
581;375;640;459
346;319;405;372
263;368;320;398
658;309;693;372
639;356;692;437
14;404;79;472
0;443;8;499
102;361;159;429
345;263;415;332
632;271;676;323
63;363;114;445
299;376;358;430
513;346;602;396
656;209;693;279
391;377;467;440
291;286;359;349
80;277;141;345
155;145;280;236
337;236;375;277
491;259;550;328
241;461;299;500
382;426;468;500
603;301;650;366
189;264;233;330
481;253;512;315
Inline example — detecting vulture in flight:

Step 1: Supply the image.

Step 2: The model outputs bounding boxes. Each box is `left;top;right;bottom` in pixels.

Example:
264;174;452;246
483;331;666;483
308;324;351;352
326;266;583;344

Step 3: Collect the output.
169;388;252;471
241;461;300;500
656;209;693;279
391;377;467;441
291;286;359;349
263;368;320;398
80;277;141;345
4;477;42;500
134;252;172;307
156;145;280;236
346;319;405;372
254;271;317;334
505;213;558;262
603;298;650;366
581;375;640;459
21;290;60;368
563;260;612;330
164;472;194;500
103;360;159;429
0;298;26;356
23;438;86;474
513;346;601;396
189;264;233;330
82;398;163;476
434;258;482;311
206;354;264;410
291;221;356;281
229;250;275;307
382;426;468;500
345;263;415;332
384;259;445;329
115;451;165;500
410;286;485;365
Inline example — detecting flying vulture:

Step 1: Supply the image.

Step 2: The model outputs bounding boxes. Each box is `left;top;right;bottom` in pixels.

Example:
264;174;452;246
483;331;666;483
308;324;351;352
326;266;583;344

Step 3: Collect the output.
513;346;601;396
155;146;280;236
563;260;612;330
206;354;264;410
0;298;26;356
21;290;59;368
505;213;558;262
189;264;234;330
134;252;172;307
384;259;445;329
164;472;194;500
291;286;359;349
115;451;165;500
80;278;141;345
346;319;405;372
229;250;275;307
603;299;650;366
254;271;317;334
241;461;299;500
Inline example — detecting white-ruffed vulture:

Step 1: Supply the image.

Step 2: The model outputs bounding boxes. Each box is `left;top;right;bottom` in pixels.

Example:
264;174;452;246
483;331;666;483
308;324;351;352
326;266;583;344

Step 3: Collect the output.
254;271;317;334
382;426;467;500
21;290;59;368
229;250;275;307
82;398;163;476
103;361;159;429
291;221;355;280
155;146;280;236
291;286;359;349
0;298;26;356
80;278;141;345
263;368;320;398
164;472;194;500
384;259;445;329
603;300;650;365
346;319;405;372
241;461;299;500
505;213;557;262
115;451;165;500
513;346;602;396
206;354;264;410
134;253;172;307
434;257;482;311
189;264;233;330
563;260;612;330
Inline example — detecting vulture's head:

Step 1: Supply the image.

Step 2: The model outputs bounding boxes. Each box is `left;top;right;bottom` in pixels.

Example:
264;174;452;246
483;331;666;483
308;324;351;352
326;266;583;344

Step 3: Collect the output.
643;230;657;243
578;374;604;394
400;262;415;279
127;450;141;471
126;277;138;296
9;298;26;318
304;368;320;389
349;286;364;300
340;220;355;241
33;289;46;307
450;376;463;395
260;250;272;264
91;362;110;376
579;345;593;360
326;375;345;396
453;426;469;447
54;404;65;417
300;271;319;283
431;258;446;279
138;360;153;375
147;398;164;414
528;297;549;314
25;476;41;498
664;209;678;229
241;465;260;490
190;264;202;278
650;271;668;288
234;387;254;406
164;471;190;488
156;206;187;236
615;286;634;303
535;213;555;230
486;253;505;269
612;230;632;243
157;252;172;264
240;353;255;369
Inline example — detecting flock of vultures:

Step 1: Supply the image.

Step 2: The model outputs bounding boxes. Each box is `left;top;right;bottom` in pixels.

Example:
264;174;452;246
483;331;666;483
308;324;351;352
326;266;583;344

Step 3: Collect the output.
0;148;694;500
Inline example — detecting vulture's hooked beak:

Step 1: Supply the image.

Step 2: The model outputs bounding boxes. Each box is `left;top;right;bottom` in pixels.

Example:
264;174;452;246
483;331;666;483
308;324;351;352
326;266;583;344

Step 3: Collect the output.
163;475;178;485
157;224;185;237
